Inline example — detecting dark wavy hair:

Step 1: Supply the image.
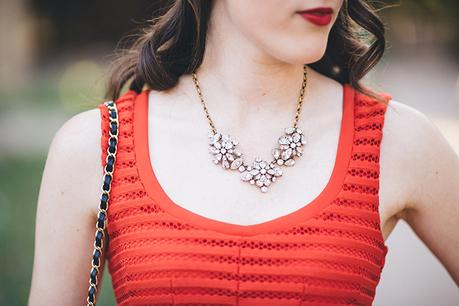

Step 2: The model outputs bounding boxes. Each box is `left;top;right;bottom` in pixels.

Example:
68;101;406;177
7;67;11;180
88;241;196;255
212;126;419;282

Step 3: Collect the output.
106;0;389;102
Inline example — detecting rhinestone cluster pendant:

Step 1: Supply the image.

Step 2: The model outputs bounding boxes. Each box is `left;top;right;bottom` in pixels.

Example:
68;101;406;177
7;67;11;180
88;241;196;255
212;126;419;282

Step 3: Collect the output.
208;126;307;193
194;64;308;194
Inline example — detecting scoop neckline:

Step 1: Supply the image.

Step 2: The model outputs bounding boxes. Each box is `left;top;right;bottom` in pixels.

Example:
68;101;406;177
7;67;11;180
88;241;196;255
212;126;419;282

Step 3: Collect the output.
134;83;355;236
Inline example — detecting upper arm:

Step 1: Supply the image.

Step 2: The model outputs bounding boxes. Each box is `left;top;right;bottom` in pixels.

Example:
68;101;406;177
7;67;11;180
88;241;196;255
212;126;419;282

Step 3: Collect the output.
383;99;459;284
28;107;106;305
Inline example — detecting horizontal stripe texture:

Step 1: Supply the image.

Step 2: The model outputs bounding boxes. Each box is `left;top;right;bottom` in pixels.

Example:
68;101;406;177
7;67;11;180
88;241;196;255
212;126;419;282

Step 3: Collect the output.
98;85;391;306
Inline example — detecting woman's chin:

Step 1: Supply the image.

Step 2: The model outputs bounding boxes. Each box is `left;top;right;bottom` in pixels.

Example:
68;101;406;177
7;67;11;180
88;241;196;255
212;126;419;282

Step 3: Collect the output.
270;47;327;65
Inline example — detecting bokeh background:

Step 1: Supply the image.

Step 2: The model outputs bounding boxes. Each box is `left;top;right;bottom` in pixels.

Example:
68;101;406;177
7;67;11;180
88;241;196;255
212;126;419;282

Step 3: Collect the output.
0;0;458;305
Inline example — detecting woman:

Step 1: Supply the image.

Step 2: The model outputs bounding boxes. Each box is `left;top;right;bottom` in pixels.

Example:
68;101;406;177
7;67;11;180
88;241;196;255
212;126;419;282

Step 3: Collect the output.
28;0;459;305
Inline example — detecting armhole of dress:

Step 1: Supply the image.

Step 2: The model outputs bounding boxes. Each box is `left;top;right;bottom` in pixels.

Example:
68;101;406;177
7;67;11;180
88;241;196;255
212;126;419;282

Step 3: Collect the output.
376;92;391;255
378;92;392;263
352;90;392;256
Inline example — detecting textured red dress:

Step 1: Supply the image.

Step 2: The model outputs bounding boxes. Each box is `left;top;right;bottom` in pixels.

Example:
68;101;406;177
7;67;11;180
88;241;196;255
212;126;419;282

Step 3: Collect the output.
98;83;392;306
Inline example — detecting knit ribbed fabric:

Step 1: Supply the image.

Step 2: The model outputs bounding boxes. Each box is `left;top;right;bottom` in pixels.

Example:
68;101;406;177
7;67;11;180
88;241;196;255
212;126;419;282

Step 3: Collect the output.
98;83;391;306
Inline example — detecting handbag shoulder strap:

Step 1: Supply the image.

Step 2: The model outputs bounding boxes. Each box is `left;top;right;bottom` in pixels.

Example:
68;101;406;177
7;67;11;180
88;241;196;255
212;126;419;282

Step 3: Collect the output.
86;100;119;306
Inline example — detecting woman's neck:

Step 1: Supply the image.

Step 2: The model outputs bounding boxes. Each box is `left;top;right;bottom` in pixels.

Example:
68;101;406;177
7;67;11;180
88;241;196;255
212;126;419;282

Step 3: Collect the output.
194;3;312;113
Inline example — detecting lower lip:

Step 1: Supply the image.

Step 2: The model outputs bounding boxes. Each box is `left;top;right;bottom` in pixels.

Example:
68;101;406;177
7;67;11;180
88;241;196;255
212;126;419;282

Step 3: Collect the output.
298;12;332;26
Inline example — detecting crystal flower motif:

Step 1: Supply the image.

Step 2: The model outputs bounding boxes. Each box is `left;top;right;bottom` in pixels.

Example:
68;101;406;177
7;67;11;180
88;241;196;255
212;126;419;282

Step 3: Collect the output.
272;127;306;167
208;132;244;170
207;127;305;193
240;157;283;193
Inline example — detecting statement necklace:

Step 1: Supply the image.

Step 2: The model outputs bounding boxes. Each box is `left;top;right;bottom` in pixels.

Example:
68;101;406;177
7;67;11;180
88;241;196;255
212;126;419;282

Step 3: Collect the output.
191;64;308;193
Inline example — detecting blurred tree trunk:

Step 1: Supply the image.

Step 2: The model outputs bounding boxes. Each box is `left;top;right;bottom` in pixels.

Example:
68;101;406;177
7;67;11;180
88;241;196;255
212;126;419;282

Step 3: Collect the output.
0;0;34;89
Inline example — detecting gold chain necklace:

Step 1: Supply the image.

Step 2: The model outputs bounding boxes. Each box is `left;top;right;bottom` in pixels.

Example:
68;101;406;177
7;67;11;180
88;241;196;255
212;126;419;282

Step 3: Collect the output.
191;64;308;193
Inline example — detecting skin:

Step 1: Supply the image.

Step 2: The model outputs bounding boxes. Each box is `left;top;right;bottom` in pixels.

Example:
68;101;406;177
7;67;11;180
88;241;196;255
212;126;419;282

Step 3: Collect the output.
28;0;459;304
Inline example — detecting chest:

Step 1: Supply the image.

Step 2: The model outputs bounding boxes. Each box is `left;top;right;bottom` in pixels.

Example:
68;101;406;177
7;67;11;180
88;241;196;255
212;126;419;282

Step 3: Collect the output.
146;90;389;229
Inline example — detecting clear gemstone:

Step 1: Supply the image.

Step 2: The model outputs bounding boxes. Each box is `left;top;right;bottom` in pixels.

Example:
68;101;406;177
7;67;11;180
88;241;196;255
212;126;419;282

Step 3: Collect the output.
261;186;268;193
238;165;245;172
281;148;292;160
274;168;283;176
284;159;295;166
209;132;221;144
296;147;303;155
225;142;233;149
272;148;281;159
222;160;230;168
293;133;301;142
277;159;284;165
249;179;255;185
233;149;242;157
231;158;243;169
256;180;264;187
241;171;252;181
209;146;219;154
280;144;290;150
214;142;221;149
279;135;290;145
259;161;267;169
301;135;306;144
285;127;295;134
216;153;222;160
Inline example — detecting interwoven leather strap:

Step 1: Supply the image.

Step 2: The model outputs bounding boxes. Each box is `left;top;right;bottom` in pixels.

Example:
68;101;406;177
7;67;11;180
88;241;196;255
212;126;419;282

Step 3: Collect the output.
86;100;119;306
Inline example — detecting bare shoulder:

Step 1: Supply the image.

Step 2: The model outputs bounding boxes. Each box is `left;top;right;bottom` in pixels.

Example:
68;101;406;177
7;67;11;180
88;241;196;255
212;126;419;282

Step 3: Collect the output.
44;107;103;216
381;99;459;282
29;105;106;305
380;98;459;219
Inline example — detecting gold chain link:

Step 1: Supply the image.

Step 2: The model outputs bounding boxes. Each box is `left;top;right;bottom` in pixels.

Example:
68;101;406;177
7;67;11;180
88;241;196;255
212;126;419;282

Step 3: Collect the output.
191;64;308;133
293;64;308;128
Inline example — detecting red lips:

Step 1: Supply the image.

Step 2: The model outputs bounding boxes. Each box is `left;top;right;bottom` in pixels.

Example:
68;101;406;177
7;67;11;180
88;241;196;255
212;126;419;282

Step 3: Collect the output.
297;7;334;26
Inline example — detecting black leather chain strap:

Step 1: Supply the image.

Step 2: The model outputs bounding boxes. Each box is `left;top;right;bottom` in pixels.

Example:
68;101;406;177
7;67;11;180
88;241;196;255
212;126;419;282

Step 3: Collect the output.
86;100;119;306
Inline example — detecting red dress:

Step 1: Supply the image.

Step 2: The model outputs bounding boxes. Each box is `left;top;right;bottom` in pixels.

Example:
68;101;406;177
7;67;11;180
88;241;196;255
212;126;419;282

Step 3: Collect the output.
98;83;392;305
